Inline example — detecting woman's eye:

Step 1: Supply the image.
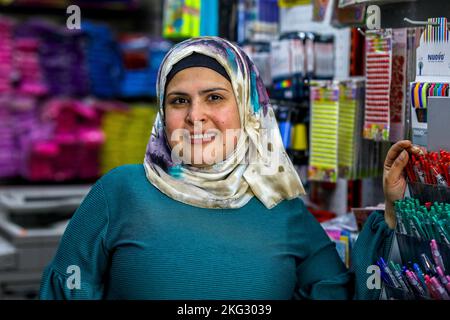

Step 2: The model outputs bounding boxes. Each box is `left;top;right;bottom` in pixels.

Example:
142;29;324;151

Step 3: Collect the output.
171;98;188;105
208;94;223;102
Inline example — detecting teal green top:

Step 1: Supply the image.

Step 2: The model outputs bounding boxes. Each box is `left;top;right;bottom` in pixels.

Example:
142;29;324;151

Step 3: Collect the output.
39;164;393;300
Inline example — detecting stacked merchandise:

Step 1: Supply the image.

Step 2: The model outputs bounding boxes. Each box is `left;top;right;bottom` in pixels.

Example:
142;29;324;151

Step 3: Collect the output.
309;81;339;182
15;19;89;97
237;0;279;43
100;103;158;174
122;105;158;165
363;30;392;142
20;99;105;181
0;96;21;178
82;21;123;98
119;36;171;97
0;18;16;178
270;32;334;102
337;79;364;180
309;80;388;182
13;31;48;97
363;29;409;143
0;17;14;94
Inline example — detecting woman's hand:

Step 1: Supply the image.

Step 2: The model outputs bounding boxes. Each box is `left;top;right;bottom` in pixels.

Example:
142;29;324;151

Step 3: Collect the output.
383;140;425;229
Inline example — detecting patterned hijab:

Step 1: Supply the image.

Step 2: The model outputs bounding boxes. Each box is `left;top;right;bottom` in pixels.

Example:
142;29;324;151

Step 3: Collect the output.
143;37;305;209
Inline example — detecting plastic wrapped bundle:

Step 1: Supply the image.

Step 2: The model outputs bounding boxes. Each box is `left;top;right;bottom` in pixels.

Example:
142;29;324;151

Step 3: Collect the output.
119;36;171;97
0;95;19;178
13;38;49;96
82;21;123;98
78;128;105;180
15;19;90;97
99;103;130;173
100;103;157;174
38;99;104;181
0;17;15;94
3;95;42;180
122;104;158;163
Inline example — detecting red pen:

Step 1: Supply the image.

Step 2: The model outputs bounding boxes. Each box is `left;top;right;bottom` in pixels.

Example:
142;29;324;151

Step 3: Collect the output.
414;161;426;183
432;165;448;187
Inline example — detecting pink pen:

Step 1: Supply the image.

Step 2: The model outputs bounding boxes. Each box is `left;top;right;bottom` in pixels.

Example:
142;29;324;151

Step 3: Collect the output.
406;270;427;297
437;267;450;294
431;277;450;300
430;240;446;273
425;276;440;300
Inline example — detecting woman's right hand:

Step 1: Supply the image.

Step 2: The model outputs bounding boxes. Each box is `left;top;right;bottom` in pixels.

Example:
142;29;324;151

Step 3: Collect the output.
382;140;426;229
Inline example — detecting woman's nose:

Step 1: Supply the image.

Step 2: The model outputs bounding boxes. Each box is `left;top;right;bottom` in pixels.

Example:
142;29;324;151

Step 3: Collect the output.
186;100;207;126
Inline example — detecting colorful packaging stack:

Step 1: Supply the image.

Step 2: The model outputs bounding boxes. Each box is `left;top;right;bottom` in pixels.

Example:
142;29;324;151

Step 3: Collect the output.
122;104;158;164
0;17;15;94
0;96;19;178
15;19;89;97
19;99;105;181
309;82;339;182
13;38;48;96
119;36;171;97
82;21;123;98
100;103;157;174
363;30;392;142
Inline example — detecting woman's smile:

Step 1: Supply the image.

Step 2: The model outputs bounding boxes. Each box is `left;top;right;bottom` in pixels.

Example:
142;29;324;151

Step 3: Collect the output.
188;132;217;144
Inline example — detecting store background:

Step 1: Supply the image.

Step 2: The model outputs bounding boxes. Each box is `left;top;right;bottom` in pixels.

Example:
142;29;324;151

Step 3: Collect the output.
0;0;448;299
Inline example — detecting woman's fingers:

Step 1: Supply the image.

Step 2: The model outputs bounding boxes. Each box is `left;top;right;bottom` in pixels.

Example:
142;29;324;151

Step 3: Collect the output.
408;145;427;156
384;140;412;169
385;140;426;170
386;150;409;184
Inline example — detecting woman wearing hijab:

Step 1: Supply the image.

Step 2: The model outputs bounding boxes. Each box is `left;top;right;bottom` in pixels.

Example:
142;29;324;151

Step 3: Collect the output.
39;37;421;300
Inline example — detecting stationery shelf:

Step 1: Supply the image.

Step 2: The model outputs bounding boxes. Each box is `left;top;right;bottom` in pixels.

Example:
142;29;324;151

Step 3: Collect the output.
341;0;450;29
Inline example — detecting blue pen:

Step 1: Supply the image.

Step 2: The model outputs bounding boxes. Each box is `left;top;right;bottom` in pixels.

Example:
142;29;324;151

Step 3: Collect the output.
377;259;392;285
420;253;437;275
377;258;397;287
413;263;428;292
379;257;400;288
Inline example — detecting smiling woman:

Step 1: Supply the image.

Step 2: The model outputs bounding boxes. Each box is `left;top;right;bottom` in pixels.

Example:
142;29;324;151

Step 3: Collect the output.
164;64;241;167
39;36;418;300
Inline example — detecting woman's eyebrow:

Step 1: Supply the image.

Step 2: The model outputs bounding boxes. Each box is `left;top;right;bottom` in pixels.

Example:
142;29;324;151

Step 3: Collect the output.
166;87;229;97
199;87;229;95
166;91;189;97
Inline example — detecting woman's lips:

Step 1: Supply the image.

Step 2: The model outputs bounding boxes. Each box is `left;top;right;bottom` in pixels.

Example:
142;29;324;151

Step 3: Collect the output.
188;132;217;144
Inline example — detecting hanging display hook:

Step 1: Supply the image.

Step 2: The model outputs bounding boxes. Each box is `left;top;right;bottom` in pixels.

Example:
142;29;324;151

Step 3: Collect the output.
357;28;366;36
403;17;442;26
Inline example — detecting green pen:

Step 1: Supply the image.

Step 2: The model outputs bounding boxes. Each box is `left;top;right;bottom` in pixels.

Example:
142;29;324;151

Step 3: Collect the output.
422;219;433;240
412;215;427;239
437;220;450;245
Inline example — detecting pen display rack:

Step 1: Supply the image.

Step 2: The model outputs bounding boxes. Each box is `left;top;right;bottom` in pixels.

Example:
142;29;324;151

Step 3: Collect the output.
382;233;450;300
381;197;450;300
405;148;450;203
408;181;450;204
396;233;450;272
